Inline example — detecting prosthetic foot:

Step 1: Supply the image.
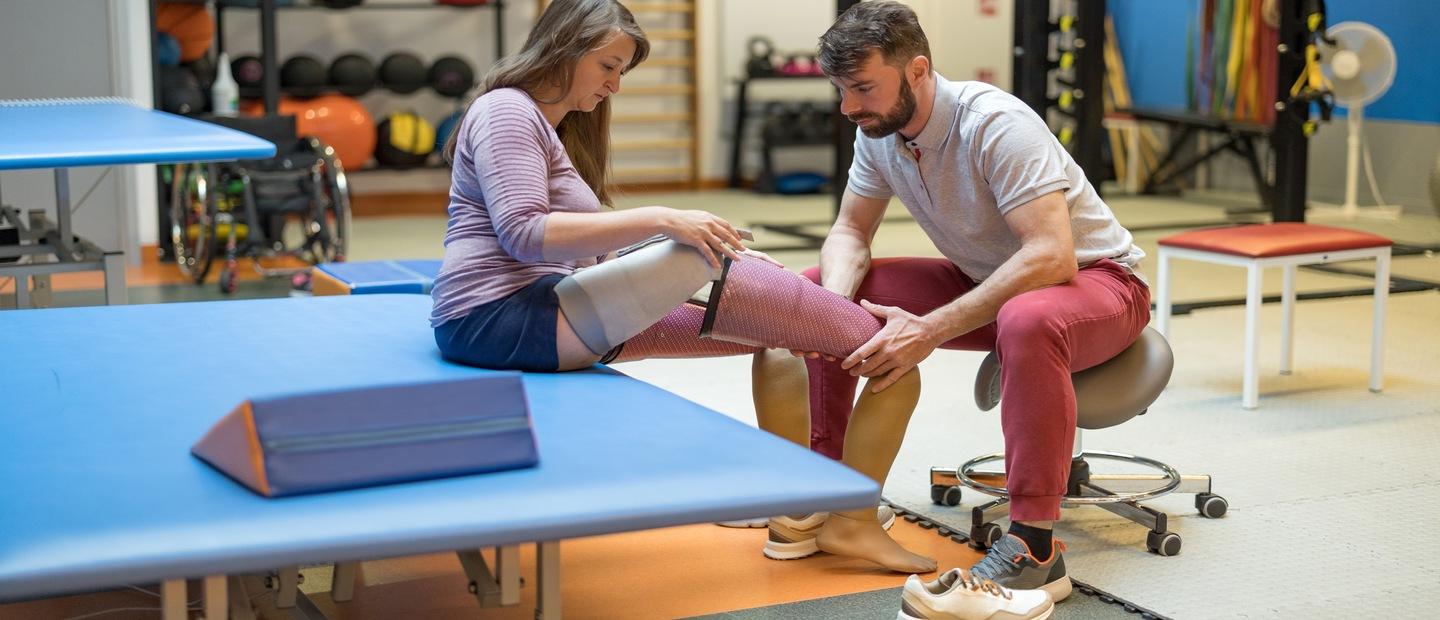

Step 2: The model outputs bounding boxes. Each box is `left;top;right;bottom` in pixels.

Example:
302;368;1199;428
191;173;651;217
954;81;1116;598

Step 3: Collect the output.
815;369;935;573
699;257;881;358
816;513;936;573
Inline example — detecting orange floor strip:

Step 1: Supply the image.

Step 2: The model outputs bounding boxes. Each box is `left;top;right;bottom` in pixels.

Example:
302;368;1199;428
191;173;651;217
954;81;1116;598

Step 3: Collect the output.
0;244;311;295
3;517;984;619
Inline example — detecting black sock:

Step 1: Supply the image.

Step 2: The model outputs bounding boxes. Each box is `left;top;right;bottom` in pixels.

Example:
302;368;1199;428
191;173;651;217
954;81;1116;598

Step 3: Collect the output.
1008;522;1053;562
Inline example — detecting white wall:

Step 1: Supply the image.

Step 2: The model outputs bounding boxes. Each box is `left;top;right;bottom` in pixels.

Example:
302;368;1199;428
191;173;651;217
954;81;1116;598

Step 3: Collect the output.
707;0;1015;183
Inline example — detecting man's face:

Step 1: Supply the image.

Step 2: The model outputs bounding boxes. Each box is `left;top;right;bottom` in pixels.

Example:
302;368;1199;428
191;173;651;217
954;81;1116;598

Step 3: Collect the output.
831;51;917;138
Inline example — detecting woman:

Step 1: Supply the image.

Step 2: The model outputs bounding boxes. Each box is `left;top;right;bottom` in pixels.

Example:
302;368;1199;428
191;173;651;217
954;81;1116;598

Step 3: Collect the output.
431;0;933;574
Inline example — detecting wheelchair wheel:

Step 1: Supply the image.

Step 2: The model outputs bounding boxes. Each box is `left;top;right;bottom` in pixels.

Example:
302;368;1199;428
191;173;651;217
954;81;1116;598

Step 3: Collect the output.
168;162;216;283
302;138;352;264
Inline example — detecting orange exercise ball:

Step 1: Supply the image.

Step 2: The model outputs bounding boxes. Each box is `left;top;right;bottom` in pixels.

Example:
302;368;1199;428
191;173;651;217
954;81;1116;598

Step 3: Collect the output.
243;95;376;170
156;3;215;63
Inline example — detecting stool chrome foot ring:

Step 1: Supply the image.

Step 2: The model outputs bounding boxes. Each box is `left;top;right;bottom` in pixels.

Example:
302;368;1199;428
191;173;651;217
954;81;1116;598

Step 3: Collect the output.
955;450;1183;505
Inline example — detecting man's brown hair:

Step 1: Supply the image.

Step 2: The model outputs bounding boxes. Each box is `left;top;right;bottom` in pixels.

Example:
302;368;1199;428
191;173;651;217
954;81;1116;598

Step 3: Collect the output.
817;1;932;80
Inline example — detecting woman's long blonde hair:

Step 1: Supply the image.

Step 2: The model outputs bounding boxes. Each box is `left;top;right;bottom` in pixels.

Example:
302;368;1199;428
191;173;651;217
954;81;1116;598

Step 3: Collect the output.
444;0;649;206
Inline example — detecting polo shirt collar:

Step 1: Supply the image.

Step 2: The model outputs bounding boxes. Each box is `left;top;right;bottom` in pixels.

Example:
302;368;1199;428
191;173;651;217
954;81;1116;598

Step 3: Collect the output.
897;73;956;156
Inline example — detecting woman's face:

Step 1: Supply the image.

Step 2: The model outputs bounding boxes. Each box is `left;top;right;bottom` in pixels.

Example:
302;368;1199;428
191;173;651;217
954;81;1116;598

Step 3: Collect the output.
568;31;636;113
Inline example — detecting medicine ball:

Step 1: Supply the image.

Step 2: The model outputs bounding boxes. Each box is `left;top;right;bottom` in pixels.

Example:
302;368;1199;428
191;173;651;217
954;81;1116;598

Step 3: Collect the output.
155;3;214;63
232;54;264;97
329;53;377;96
159;65;206;115
157;32;182;67
186;54;217;91
434;110;463;154
375;111;436;168
379;53;427;94
281;55;327;98
427;56;475;98
241;95;376;169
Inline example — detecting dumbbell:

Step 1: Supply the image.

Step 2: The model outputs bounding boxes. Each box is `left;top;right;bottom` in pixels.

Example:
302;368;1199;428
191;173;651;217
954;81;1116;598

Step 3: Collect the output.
760;101;790;143
796;101;832;143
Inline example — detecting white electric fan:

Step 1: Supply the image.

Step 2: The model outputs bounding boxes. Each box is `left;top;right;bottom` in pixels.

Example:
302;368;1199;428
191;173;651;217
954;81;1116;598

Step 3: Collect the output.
1309;21;1403;219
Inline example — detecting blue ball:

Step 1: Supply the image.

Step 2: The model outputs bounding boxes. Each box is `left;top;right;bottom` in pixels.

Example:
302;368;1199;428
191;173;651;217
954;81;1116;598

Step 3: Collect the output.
157;33;182;67
435;111;463;153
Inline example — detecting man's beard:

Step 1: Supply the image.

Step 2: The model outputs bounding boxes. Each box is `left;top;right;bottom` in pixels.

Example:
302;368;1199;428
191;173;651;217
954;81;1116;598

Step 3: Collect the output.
850;78;917;138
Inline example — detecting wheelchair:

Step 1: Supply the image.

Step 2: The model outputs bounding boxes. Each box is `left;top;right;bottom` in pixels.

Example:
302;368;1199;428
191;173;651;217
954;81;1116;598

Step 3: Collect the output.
167;136;351;293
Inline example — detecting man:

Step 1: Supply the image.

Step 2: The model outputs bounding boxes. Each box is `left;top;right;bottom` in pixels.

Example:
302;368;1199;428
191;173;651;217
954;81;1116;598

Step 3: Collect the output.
804;1;1151;605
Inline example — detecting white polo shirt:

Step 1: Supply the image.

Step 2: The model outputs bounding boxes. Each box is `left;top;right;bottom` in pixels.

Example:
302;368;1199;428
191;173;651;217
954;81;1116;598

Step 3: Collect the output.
848;74;1144;282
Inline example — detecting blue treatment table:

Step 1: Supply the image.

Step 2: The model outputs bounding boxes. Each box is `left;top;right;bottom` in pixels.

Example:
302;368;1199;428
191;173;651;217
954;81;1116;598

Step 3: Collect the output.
0;99;276;308
0;294;877;619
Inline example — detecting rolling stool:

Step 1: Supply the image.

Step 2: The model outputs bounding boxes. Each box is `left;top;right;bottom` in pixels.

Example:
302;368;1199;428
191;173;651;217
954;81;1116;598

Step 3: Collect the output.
1155;223;1392;409
929;327;1226;556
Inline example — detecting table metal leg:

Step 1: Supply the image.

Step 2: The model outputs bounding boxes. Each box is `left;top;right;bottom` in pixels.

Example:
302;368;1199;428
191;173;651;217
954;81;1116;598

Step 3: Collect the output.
537;541;561;619
205;574;228;620
161;579;186;620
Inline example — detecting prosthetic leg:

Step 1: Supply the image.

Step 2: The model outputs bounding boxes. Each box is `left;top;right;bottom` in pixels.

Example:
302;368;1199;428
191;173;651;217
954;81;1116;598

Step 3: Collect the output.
566;247;925;571
752;348;811;447
701;258;881;358
815;369;936;573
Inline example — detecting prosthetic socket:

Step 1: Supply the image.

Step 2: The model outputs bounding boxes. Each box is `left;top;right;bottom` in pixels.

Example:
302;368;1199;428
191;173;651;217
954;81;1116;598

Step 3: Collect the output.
554;239;725;356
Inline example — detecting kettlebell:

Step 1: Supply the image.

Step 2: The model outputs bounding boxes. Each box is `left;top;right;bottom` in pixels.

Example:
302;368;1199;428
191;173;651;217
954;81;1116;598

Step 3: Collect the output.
779;54;804;77
803;53;825;76
746;36;776;78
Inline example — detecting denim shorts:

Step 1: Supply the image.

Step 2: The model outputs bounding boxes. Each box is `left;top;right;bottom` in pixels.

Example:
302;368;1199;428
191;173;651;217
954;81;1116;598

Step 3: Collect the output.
434;274;565;372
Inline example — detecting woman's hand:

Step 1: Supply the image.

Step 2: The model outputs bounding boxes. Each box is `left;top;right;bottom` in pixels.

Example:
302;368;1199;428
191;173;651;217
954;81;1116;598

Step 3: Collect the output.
657;208;747;269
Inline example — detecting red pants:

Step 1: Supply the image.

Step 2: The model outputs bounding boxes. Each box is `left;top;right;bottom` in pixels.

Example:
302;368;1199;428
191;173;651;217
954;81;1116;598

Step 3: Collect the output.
803;257;1150;521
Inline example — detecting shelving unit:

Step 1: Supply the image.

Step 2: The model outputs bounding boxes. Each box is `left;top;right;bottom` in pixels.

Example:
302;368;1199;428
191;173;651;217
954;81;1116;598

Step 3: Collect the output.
149;0;507;256
725;74;831;189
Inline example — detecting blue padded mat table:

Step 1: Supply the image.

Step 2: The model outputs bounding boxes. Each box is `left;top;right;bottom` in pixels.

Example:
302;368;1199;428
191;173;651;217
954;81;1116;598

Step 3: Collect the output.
0;295;876;609
1;99;276;310
0;99;275;170
312;259;442;295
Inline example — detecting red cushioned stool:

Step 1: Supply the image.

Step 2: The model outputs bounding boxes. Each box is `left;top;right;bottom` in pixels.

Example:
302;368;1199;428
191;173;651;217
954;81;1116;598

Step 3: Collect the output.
1155;223;1392;409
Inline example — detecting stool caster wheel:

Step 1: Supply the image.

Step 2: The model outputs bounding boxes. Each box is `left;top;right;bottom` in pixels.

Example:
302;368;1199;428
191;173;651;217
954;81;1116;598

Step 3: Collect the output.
1196;493;1228;518
931;484;961;507
969;522;1004;551
1147;530;1181;556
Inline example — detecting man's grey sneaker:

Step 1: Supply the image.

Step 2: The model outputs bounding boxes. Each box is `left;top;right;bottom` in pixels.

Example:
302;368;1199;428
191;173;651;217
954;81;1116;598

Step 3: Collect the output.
967;534;1071;603
764;506;898;560
899;567;1053;620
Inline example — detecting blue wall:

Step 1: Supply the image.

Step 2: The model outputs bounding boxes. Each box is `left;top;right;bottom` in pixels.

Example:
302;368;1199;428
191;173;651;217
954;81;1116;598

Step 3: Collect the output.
1110;0;1439;124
